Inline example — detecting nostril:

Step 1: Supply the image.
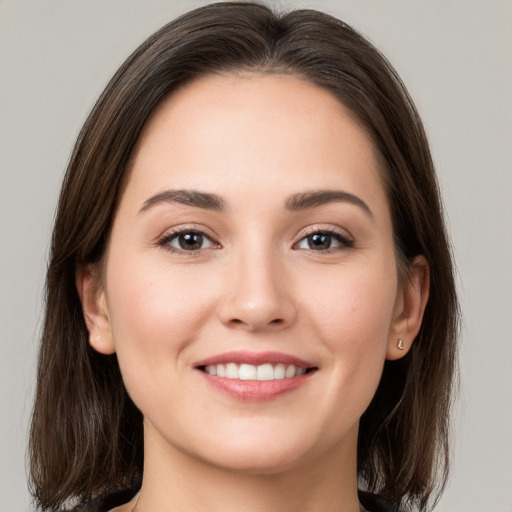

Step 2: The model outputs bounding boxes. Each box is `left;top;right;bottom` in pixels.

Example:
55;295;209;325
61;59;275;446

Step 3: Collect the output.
228;318;284;328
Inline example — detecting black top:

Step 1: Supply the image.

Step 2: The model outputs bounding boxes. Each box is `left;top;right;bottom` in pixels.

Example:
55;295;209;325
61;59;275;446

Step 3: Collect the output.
67;488;403;512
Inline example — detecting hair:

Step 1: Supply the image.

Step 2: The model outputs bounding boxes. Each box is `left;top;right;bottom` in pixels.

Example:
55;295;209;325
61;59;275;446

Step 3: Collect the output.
29;2;458;511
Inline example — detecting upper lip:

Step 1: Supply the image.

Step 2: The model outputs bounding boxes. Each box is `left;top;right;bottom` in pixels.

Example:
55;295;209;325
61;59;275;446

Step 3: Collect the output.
194;350;315;369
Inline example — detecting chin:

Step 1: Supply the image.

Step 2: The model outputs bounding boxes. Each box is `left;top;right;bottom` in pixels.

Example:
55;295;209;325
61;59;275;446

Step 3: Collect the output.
196;442;313;476
177;419;354;477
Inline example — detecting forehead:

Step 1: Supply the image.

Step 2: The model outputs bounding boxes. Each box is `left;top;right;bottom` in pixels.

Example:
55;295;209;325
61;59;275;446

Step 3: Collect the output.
124;73;387;214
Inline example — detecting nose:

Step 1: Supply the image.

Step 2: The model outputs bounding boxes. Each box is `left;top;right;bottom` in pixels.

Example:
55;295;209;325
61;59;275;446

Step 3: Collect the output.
217;247;297;332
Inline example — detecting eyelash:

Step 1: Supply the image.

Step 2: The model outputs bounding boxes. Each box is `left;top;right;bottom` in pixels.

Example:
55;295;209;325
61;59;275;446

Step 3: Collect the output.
157;226;220;255
293;228;354;252
157;226;354;254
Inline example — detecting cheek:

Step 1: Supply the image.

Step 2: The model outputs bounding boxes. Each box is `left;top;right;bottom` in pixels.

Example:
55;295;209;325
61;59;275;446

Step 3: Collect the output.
303;261;397;343
299;260;398;408
104;257;218;396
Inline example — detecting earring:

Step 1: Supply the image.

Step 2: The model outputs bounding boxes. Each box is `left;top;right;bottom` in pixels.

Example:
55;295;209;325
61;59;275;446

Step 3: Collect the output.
397;339;405;350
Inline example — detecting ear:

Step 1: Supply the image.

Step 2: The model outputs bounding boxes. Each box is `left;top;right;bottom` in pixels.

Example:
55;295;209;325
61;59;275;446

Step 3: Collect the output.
386;255;430;360
76;264;115;355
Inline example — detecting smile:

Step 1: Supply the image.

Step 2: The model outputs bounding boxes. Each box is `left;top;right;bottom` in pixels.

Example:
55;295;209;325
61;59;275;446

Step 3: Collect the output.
195;351;317;401
203;363;307;380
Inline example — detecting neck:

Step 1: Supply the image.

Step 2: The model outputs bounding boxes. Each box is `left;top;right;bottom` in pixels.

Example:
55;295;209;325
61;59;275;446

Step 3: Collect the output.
133;421;362;512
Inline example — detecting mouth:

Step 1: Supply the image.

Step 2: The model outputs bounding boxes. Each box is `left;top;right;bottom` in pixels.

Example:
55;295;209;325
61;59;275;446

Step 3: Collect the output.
194;351;318;400
198;362;314;380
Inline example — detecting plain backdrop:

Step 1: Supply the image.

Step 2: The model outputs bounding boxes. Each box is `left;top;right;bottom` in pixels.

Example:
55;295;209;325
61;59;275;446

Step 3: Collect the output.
1;1;511;511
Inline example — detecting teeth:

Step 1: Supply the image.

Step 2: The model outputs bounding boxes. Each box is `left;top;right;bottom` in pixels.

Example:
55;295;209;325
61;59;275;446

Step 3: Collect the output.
239;363;257;380
256;363;273;381
285;364;296;378
204;363;307;380
274;363;285;379
225;363;238;379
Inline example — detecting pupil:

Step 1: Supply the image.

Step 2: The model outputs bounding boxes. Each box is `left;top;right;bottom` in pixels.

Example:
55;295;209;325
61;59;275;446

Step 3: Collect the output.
309;233;331;250
179;232;202;250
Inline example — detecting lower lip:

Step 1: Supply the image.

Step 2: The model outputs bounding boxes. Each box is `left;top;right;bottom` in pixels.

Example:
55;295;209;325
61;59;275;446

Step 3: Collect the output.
199;371;314;401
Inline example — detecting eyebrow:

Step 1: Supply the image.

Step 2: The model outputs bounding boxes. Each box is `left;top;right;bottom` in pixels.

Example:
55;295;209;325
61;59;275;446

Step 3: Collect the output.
138;189;225;214
285;190;373;217
138;188;372;217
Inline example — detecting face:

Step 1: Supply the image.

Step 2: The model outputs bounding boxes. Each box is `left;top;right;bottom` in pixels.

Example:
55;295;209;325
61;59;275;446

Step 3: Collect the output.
83;74;423;475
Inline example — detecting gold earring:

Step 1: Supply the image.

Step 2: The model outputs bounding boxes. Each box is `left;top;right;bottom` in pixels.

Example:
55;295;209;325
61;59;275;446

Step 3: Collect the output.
397;339;405;350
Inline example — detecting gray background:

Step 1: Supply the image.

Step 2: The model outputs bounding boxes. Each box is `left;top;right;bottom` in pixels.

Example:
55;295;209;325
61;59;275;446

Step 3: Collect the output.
1;0;511;511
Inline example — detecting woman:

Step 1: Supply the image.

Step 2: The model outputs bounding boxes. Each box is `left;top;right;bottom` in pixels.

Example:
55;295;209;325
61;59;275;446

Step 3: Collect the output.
29;2;458;511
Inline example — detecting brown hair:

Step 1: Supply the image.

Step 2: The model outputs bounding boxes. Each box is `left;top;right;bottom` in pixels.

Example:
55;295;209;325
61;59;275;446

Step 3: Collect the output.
30;2;458;511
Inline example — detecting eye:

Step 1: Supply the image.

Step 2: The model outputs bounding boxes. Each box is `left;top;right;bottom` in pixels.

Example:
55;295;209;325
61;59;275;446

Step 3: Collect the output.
158;229;218;253
294;230;354;251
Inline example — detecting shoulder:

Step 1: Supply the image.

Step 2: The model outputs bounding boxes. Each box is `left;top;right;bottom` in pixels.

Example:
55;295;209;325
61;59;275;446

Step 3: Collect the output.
358;490;406;512
66;489;401;512
63;488;139;512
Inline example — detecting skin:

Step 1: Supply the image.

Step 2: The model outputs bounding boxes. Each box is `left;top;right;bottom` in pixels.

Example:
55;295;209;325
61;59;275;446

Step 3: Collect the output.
78;74;429;512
